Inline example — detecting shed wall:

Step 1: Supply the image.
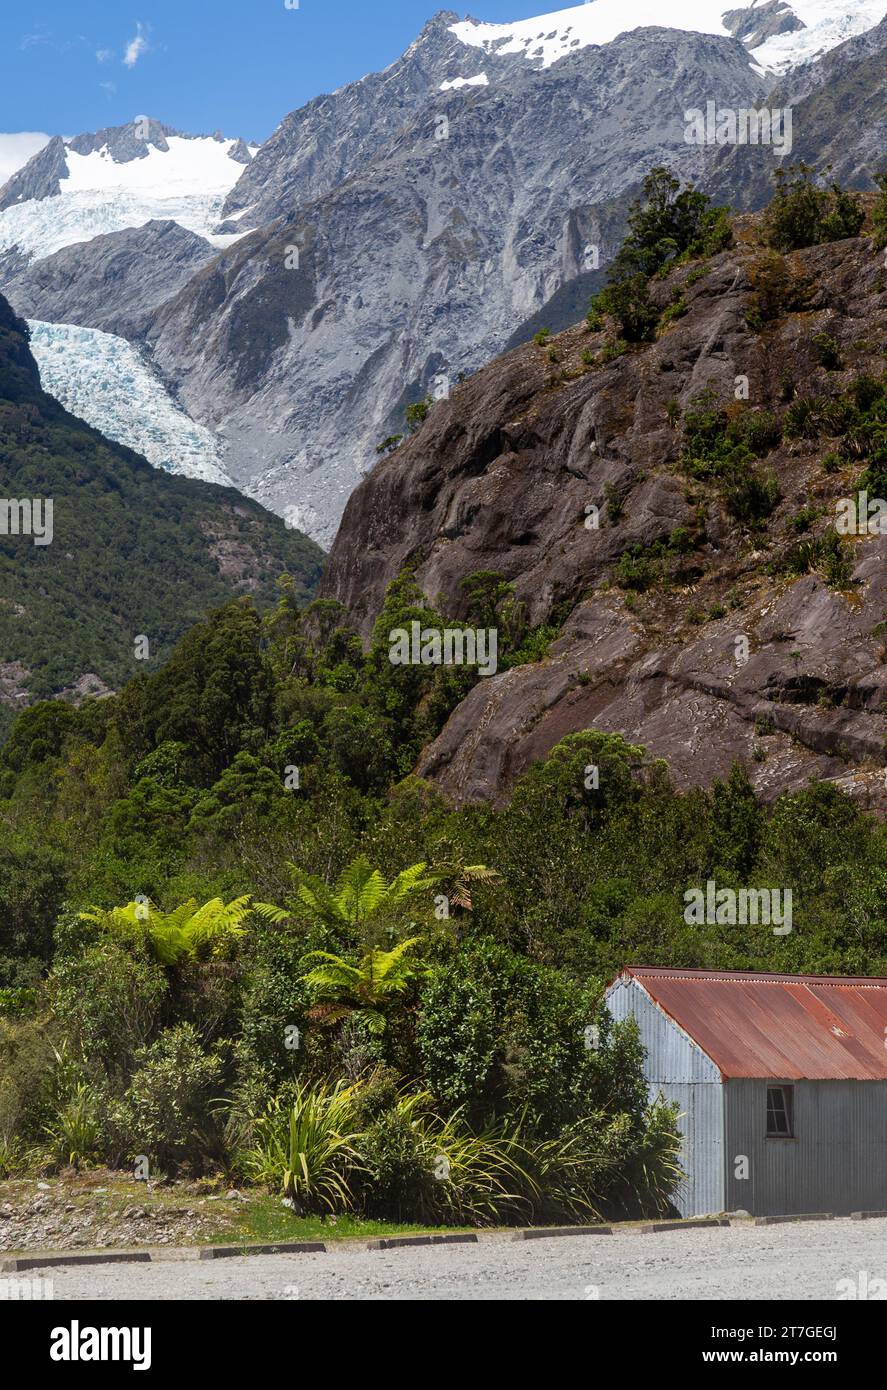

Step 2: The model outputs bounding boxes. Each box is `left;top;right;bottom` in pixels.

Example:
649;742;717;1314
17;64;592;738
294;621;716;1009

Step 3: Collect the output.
606;977;724;1217
725;1078;887;1217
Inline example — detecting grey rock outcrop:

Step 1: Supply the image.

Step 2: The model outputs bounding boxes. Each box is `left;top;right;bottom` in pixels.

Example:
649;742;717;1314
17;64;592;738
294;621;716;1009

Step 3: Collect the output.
705;14;887;209
3;220;217;337
0;135;69;210
322;226;887;804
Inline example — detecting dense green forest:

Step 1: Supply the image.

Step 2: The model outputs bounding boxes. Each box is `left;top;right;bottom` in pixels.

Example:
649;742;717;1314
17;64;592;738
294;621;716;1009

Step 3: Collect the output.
2;571;886;1223
2;168;887;1227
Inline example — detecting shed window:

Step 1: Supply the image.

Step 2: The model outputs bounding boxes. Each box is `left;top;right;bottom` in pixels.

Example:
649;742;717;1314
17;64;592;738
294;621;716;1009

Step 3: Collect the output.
766;1085;793;1137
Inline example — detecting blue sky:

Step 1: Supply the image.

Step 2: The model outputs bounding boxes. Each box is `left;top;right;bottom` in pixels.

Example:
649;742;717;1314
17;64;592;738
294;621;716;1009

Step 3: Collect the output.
1;1;562;141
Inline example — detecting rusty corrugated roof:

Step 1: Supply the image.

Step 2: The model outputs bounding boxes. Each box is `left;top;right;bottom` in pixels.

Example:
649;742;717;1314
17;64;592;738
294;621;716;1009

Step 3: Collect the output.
618;967;887;1081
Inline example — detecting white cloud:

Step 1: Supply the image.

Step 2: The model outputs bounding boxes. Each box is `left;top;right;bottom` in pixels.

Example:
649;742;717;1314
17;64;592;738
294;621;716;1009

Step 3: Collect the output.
0;132;52;185
19;30;51;50
96;48;114;64
123;22;148;69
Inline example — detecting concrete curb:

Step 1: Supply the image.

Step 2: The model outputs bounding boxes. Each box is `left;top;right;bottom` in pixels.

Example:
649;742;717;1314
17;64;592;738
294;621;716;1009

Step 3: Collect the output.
640;1218;730;1234
512;1225;612;1241
0;1210;858;1270
1;1251;151;1273
754;1213;834;1226
366;1234;477;1250
199;1241;326;1260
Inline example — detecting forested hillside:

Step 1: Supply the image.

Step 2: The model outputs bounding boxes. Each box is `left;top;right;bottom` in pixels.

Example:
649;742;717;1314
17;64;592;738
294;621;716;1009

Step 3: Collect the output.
0;294;323;736
2;579;887;1223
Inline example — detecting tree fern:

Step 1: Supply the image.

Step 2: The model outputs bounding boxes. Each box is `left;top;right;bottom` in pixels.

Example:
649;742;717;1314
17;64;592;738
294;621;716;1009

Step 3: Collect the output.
79;895;282;966
301;937;426;1033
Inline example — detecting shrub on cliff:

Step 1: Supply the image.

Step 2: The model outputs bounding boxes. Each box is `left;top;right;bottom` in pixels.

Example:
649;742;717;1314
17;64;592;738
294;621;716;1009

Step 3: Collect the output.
763;162;864;251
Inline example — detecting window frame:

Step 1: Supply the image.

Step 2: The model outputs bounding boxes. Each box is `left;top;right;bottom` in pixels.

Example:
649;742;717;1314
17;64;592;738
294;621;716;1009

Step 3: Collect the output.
765;1083;794;1139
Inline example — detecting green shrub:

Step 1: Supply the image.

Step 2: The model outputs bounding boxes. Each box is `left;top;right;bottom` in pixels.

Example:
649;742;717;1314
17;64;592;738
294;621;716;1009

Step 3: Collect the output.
595;274;659;342
358;1099;437;1223
783;395;856;440
746;250;812;326
723;464;781;524
686;262;710;286
111;1024;225;1173
0;838;68;966
0;1133;30;1178
417;935;646;1136
763;163;865;250
236;929;316;1102
0;1017;58;1145
376;434;403;456
812;332;842;370
601;337;628;362
43;1081;104;1170
614;546;656;591
790;506;818;533
243;1078;363;1213
731;409;782;457
49;943;167;1079
773;532;852;589
405;398;433;433
659;295;688;329
848;374;884;413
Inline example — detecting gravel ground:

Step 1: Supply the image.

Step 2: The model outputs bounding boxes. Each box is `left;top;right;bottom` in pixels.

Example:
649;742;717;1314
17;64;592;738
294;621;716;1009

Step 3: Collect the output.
18;1218;887;1300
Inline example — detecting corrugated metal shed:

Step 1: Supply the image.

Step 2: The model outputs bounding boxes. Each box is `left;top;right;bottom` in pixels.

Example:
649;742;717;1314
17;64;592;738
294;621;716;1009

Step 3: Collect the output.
616;968;887;1081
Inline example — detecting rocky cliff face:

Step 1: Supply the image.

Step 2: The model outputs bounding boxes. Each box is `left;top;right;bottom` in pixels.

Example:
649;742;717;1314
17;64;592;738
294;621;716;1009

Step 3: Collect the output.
2;221;216;337
705;14;887;209
141;25;768;544
322;215;887;807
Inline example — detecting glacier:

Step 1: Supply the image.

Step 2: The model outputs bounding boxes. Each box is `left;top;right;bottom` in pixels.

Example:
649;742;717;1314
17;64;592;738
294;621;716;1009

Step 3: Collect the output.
28;319;235;489
0;189;244;263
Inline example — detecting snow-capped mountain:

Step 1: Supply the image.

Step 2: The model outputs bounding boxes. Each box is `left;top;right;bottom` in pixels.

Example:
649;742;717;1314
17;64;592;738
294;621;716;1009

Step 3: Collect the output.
0;120;257;261
27;320;235;488
143;6;887;544
447;1;887;76
0;120;257;495
1;6;885;546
